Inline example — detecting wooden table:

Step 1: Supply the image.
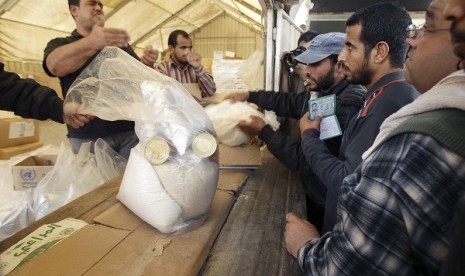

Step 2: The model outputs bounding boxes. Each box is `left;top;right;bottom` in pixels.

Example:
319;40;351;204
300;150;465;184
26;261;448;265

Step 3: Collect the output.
2;148;306;275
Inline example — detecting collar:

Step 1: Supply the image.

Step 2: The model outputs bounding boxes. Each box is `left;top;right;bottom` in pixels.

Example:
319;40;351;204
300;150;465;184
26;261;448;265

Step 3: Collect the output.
71;29;84;39
168;54;189;69
320;80;350;97
366;71;405;98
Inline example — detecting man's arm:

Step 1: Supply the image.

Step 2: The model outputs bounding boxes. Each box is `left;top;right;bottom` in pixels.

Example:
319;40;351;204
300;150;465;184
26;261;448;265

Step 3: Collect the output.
0;63;63;122
45;27;131;77
195;66;216;97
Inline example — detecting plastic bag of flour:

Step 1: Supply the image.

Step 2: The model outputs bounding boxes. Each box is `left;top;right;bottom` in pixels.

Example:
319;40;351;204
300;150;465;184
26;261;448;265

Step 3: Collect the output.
64;47;219;234
205;100;280;146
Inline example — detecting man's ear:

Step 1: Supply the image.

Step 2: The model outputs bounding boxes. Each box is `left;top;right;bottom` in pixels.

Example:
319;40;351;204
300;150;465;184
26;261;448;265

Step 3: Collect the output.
169;45;174;53
69;5;79;19
372;41;390;64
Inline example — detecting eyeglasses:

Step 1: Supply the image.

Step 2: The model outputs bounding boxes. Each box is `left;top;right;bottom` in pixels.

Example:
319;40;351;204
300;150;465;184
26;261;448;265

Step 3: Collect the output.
406;23;450;39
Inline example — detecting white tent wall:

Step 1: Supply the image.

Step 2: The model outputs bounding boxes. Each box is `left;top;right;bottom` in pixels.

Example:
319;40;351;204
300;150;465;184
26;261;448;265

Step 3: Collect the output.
191;12;264;60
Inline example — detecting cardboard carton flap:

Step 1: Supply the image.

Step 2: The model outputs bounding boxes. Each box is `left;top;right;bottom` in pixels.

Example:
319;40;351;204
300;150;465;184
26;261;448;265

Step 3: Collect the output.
93;202;143;231
219;144;261;169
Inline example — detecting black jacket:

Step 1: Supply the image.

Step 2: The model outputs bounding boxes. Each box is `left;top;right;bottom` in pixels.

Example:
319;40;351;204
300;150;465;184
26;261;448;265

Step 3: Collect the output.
301;71;420;232
0;63;63;122
248;80;366;208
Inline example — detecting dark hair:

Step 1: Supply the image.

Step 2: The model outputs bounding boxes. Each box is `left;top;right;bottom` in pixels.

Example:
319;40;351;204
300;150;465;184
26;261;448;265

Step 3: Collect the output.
68;0;79;6
346;2;411;68
327;54;339;66
298;30;319;45
168;30;190;47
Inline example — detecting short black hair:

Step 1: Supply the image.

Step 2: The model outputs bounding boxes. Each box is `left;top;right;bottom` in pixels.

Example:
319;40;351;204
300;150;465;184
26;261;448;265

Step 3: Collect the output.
298;30;319;45
168;30;190;47
68;0;79;7
346;2;411;68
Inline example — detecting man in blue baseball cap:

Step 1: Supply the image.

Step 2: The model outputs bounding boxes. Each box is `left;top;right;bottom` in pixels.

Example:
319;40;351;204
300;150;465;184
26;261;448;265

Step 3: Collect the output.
225;32;366;232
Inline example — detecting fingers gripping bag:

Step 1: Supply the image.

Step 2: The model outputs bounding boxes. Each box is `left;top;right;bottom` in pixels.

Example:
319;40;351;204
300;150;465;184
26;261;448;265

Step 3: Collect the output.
64;47;219;234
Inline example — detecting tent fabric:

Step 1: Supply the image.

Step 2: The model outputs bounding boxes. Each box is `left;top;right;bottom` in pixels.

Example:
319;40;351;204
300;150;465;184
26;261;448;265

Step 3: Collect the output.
0;0;262;62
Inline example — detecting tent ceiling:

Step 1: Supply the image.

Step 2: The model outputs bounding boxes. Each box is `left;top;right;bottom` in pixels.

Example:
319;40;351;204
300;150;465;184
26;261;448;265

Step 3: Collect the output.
0;0;263;61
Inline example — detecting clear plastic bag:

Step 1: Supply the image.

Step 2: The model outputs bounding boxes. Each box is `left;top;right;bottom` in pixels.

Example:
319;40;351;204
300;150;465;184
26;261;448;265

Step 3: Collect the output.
64;47;219;234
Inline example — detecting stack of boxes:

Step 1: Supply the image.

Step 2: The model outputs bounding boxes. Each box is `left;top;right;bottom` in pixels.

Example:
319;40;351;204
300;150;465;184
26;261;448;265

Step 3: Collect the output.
0;114;43;160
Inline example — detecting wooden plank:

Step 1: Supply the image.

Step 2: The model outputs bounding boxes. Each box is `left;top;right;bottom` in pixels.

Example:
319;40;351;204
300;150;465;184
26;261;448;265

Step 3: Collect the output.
0;176;122;252
201;149;306;275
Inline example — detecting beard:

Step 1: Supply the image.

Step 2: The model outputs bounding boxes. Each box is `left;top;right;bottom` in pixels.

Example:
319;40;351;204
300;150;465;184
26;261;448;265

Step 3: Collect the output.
343;58;373;86
314;66;336;91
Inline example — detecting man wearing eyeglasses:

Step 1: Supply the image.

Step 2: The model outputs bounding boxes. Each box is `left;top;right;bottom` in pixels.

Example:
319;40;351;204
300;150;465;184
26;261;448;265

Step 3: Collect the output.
284;0;465;275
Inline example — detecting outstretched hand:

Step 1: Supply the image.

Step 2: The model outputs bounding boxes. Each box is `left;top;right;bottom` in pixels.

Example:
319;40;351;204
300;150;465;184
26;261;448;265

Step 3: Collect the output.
284;212;320;258
141;45;159;67
237;115;265;136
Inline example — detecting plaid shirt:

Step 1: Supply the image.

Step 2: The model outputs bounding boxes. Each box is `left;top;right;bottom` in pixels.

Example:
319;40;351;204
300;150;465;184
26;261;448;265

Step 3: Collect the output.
156;56;216;98
298;133;465;275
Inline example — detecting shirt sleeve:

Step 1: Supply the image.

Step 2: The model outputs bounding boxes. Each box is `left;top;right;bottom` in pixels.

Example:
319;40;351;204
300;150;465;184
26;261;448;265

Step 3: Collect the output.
194;65;216;97
298;134;465;275
0;64;64;122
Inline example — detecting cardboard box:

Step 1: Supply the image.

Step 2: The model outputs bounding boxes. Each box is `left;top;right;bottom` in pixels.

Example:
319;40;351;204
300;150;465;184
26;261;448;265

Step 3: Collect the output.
219;144;262;169
0;118;40;148
11;154;56;190
9;191;236;276
0;141;43;160
0;218;88;275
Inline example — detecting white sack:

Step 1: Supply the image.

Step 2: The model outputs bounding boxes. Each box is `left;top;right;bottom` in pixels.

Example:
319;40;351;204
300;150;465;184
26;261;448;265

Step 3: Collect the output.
205;101;279;146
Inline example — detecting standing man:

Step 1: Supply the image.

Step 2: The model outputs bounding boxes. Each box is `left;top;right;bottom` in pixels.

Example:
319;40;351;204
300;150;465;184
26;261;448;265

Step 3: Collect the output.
298;2;419;231
285;1;465;274
43;0;153;158
226;33;366;231
155;30;216;98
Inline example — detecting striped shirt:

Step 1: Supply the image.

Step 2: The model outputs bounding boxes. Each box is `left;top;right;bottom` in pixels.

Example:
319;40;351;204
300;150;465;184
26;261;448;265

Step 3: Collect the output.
156;55;216;97
298;133;465;275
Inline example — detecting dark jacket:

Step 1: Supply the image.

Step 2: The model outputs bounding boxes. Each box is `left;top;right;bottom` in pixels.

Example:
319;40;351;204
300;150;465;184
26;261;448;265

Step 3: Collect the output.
43;30;138;139
301;71;420;232
0;63;63;122
248;80;366;208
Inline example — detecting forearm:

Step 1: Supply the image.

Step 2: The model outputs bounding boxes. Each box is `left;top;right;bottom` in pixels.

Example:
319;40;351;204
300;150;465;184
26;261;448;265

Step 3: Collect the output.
248;91;308;119
195;66;216;97
259;125;311;172
301;129;349;192
0;72;64;122
45;37;100;77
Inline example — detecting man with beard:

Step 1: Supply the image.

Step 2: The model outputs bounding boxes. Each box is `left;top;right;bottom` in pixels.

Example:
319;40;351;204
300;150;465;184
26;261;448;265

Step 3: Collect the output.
226;32;366;231
285;1;465;274
43;0;153;159
298;2;419;231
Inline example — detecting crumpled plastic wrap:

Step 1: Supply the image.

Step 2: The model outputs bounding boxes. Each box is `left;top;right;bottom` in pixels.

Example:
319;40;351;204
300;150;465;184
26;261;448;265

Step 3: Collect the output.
0;145;58;242
64;47;219;234
33;140;125;220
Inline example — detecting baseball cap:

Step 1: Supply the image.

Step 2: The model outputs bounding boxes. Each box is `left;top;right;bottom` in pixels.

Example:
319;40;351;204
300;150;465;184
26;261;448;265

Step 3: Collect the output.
295;32;346;65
